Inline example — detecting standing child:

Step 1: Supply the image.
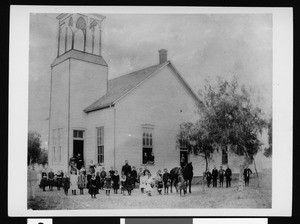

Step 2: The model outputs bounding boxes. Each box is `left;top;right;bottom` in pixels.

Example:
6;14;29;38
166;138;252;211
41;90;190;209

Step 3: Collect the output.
120;172;127;196
155;170;163;195
62;173;70;195
48;169;55;191
77;170;86;195
100;167;106;190
125;172;134;196
104;173;112;196
131;166;138;188
86;171;92;190
40;172;48;191
205;169;212;188
137;167;143;187
112;170;120;194
177;170;186;196
144;170;154;196
56;170;62;190
96;171;101;193
70;170;78;195
219;166;225;187
162;168;170;194
139;172;146;193
89;173;98;198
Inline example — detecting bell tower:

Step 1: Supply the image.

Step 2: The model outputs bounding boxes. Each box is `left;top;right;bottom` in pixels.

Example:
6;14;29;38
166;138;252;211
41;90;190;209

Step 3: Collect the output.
48;13;108;173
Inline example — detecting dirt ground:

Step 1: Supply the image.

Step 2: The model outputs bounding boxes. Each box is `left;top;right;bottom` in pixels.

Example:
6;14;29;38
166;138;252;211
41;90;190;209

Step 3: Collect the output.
28;170;271;210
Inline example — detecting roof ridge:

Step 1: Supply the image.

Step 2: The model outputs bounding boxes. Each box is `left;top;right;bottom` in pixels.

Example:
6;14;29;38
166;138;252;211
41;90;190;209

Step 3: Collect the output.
108;62;168;82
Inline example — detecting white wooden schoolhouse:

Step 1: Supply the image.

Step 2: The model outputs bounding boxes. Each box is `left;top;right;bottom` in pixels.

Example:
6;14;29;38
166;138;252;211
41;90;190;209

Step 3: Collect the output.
48;13;267;176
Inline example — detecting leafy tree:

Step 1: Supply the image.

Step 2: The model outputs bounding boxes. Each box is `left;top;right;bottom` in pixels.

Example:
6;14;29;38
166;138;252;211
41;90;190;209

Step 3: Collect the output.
28;131;48;165
264;118;272;157
177;77;267;186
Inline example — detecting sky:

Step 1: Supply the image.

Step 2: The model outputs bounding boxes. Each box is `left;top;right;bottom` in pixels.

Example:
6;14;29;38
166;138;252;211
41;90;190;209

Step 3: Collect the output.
28;13;272;149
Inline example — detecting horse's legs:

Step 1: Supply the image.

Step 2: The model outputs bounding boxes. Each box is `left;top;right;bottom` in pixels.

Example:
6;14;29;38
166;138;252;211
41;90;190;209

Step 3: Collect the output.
189;179;192;193
174;180;178;193
170;181;173;193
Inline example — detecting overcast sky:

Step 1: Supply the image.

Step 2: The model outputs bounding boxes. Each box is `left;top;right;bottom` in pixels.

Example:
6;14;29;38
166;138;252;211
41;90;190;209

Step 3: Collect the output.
29;13;272;148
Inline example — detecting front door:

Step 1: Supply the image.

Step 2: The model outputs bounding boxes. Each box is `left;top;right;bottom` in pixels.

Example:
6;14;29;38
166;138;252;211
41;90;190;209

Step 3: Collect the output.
73;130;84;169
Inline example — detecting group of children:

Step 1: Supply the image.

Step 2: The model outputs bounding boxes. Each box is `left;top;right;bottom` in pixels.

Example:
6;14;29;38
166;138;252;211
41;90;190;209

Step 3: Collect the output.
37;165;173;198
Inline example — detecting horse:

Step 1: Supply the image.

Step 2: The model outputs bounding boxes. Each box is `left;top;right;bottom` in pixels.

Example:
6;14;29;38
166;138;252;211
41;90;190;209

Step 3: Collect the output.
169;162;194;194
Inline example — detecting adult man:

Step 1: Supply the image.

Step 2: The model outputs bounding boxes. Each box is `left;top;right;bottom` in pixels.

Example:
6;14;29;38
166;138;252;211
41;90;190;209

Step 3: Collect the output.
219;165;225;187
225;165;232;188
212;165;218;187
122;160;132;177
131;166;138;188
180;154;187;168
243;166;252;187
75;153;83;170
48;168;55;191
205;169;212;188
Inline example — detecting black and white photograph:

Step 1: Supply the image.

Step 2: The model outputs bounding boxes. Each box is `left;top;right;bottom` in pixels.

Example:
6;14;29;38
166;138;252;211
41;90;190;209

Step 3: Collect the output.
9;6;292;216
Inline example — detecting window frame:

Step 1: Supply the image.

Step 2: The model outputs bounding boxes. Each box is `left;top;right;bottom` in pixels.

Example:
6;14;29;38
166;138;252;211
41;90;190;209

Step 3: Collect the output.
96;126;104;164
142;125;154;165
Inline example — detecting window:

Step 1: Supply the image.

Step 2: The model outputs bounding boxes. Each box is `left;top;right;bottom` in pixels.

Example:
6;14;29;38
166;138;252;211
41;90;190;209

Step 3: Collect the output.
179;139;188;164
73;130;84;139
222;147;228;164
52;128;62;164
142;127;154;164
96;127;104;164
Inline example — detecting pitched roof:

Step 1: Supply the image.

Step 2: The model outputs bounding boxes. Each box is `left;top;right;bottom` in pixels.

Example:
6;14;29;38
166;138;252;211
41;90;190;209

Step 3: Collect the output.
84;62;168;112
84;61;202;113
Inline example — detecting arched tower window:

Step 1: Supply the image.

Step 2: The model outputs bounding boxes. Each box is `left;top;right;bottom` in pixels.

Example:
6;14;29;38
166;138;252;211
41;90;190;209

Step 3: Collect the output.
93;24;101;55
74;17;86;52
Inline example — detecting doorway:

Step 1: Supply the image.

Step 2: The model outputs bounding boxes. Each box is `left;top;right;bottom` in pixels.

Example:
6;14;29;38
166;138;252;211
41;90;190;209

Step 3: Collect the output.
73;130;84;169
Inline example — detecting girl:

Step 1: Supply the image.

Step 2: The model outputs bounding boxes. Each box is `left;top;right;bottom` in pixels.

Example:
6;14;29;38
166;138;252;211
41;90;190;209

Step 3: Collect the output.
99;167;106;190
144;170;154;196
70;169;78;195
178;170;187;196
125;172;134;196
103;173;112;196
120;172;127;196
112;170;120;194
62;173;70;195
139;172;146;193
89;173;98;198
155;170;163;195
77;170;86;195
40;172;48;191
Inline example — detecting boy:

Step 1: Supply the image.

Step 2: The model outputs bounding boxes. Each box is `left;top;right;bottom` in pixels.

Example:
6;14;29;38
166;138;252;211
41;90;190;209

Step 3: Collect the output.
162;168;170;194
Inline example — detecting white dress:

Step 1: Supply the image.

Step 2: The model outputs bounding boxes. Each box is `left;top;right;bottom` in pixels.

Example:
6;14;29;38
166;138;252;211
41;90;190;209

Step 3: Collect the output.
139;175;146;189
70;174;78;191
144;176;154;192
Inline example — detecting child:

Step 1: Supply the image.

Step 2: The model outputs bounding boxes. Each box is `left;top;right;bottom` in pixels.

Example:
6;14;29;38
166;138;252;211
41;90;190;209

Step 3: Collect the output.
48;168;55;191
86;171;92;189
126;172;134;196
104;173;112;196
40;172;48;191
96;171;101;193
77;170;86;195
89;173;98;198
62;173;70;195
162;168;171;194
139;172;146;193
205;169;212;188
112;170;120;194
109;166;115;177
137;167;143;185
56;170;62;190
120;172;127;196
144;170;154;196
70;169;78;195
155;170;163;195
100;167;106;190
177;170;186;196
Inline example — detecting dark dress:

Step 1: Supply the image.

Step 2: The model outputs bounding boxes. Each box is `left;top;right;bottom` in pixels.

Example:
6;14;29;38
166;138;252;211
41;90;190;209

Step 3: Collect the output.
89;178;98;195
40;174;48;189
125;176;135;191
48;171;55;187
225;168;232;187
86;173;92;189
62;176;70;192
131;170;138;184
205;171;212;187
112;174;120;190
212;168;218;187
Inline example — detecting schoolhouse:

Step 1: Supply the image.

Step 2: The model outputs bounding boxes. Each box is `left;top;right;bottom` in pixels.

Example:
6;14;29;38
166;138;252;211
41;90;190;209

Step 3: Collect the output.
48;13;267;176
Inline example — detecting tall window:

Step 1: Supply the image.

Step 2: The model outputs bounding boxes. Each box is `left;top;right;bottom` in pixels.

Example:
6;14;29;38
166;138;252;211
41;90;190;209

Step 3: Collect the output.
52;128;62;164
96;127;104;164
222;147;228;164
179;139;188;164
142;127;154;164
